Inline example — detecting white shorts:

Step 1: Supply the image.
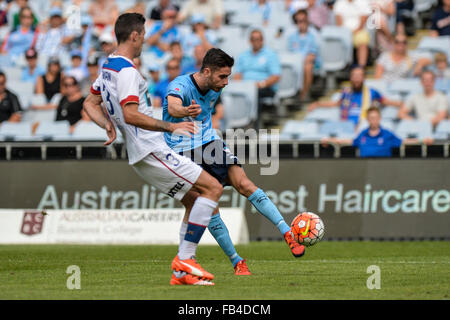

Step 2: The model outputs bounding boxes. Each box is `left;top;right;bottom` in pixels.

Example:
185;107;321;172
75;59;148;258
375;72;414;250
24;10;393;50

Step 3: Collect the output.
132;148;203;201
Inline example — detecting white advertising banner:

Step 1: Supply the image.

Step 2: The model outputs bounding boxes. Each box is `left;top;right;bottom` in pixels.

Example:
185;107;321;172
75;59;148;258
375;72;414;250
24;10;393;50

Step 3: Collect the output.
0;209;249;245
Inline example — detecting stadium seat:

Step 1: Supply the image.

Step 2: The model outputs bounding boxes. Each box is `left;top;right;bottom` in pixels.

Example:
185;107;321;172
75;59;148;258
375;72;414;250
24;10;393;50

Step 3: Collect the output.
280;120;320;140
216;26;248;58
0;121;35;141
277;52;304;99
6;81;34;110
417;36;450;61
71;121;107;141
381;106;400;121
221;80;258;129
304;107;340;122
365;79;388;97
21;109;57;123
388;79;423;98
35;120;71;140
433;120;450;140
319;26;353;72
319;120;355;139
3;67;22;82
414;0;438;13
395;120;433;139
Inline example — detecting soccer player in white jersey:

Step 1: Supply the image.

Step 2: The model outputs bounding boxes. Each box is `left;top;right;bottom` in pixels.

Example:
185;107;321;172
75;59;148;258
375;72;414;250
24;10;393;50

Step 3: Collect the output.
83;13;223;286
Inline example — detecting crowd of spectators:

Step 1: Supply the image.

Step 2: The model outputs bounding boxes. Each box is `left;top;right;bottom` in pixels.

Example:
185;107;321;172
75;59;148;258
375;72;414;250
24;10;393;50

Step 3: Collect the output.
0;0;448;158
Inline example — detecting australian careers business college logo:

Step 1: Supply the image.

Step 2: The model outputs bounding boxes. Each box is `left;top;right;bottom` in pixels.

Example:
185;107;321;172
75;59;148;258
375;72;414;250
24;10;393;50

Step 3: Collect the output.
21;211;46;236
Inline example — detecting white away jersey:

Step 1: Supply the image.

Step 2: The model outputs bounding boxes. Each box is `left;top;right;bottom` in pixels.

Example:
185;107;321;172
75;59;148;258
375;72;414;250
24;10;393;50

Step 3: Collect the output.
91;54;166;164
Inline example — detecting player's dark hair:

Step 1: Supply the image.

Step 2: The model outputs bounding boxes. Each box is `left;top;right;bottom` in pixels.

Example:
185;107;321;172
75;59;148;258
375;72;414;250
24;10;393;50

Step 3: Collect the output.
114;13;146;44
200;48;234;72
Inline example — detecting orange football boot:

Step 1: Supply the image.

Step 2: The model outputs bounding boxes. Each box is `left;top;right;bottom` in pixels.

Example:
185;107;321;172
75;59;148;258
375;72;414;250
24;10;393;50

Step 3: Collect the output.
170;272;214;286
234;259;251;276
171;255;214;280
284;231;306;258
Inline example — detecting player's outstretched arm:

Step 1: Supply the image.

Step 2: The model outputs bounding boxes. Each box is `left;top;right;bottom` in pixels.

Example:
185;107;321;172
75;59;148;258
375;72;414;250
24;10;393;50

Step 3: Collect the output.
83;93;117;146
123;102;197;136
167;96;201;119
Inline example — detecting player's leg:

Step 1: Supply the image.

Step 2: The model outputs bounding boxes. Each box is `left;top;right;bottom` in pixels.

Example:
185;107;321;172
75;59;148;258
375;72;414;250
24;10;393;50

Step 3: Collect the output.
227;165;305;258
180;184;249;275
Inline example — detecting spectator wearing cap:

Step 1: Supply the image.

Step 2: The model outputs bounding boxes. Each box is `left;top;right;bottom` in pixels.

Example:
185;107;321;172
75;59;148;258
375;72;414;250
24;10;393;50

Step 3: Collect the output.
288;9;320;101
178;0;224;30
234;29;281;127
0;6;39;64
149;0;180;21
146;7;181;58
308;66;404;126
88;0;119;30
0;71;22;124
181;44;207;75
153;58;181;107
36;6;75;57
97;32;116;70
34;57;63;107
65;49;88;83
399;70;448;127
430;0;450;37
21;48;45;85
182;14;217;57
81;55;99;96
334;0;372;67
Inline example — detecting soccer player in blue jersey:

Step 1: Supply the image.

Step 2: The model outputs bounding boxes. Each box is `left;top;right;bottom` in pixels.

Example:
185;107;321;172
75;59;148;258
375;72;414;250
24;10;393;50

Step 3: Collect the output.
163;48;305;275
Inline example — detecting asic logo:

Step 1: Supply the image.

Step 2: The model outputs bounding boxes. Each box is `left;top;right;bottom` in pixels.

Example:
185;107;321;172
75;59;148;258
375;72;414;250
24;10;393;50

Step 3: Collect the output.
168;182;185;198
20;211;45;236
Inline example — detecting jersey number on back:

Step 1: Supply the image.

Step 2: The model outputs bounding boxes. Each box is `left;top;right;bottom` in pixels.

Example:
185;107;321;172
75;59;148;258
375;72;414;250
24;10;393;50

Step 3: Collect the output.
103;84;114;115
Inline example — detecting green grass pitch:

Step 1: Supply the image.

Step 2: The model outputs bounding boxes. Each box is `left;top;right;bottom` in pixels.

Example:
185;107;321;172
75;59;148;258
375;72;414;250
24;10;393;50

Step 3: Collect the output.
0;241;449;300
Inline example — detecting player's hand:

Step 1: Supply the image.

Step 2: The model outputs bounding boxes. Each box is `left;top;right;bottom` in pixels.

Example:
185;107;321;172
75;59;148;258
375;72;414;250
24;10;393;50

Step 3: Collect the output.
104;121;117;146
186;99;202;118
171;121;199;137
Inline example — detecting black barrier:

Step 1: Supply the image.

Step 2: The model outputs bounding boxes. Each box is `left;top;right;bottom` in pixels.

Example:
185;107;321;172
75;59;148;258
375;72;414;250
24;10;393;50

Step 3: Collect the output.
0;159;449;240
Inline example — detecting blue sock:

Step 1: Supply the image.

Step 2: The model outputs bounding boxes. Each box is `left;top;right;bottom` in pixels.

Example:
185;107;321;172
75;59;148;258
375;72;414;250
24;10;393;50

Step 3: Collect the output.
208;213;243;267
248;188;291;235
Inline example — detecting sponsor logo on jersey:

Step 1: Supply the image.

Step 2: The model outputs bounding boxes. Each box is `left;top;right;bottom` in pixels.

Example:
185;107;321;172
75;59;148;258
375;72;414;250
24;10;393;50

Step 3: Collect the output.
168;182;185;198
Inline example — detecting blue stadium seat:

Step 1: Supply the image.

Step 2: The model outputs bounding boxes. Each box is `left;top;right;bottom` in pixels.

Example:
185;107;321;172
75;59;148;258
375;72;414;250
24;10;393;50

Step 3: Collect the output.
35;120;71;140
6;81;34;110
71;121;107;141
305;107;340;122
388;79;423;98
417;36;450;62
280;120;320;140
433;120;450;140
0;121;36;141
319;120;355;139
357;119;396;133
277;52;304;98
319;26;353;72
221;80;258;129
396;120;433;139
381;106;400;121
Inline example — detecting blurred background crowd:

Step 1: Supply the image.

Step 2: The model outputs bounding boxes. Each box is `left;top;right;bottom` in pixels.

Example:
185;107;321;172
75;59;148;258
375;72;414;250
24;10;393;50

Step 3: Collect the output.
0;0;449;157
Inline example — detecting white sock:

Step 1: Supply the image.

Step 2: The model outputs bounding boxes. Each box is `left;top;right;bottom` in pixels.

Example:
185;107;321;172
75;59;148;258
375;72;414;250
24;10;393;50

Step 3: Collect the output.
178;197;217;260
179;221;188;247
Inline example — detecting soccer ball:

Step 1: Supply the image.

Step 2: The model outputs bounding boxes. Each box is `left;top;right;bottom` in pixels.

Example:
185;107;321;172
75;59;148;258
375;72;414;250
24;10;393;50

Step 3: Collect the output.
290;212;325;247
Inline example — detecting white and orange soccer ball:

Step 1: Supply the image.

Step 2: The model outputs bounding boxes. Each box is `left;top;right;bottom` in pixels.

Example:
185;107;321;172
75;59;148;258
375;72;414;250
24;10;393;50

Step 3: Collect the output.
291;212;325;247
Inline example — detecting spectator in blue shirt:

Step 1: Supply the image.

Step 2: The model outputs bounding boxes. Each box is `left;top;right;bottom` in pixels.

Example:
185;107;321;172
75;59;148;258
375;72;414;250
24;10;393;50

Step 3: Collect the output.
153;58;181;107
250;0;272;26
181;44;207;75
322;106;432;157
182;14;217;57
169;41;195;74
146;7;181;58
308;66;404;126
234;29;281;127
21;47;45;85
430;0;450;37
288;9;320;101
